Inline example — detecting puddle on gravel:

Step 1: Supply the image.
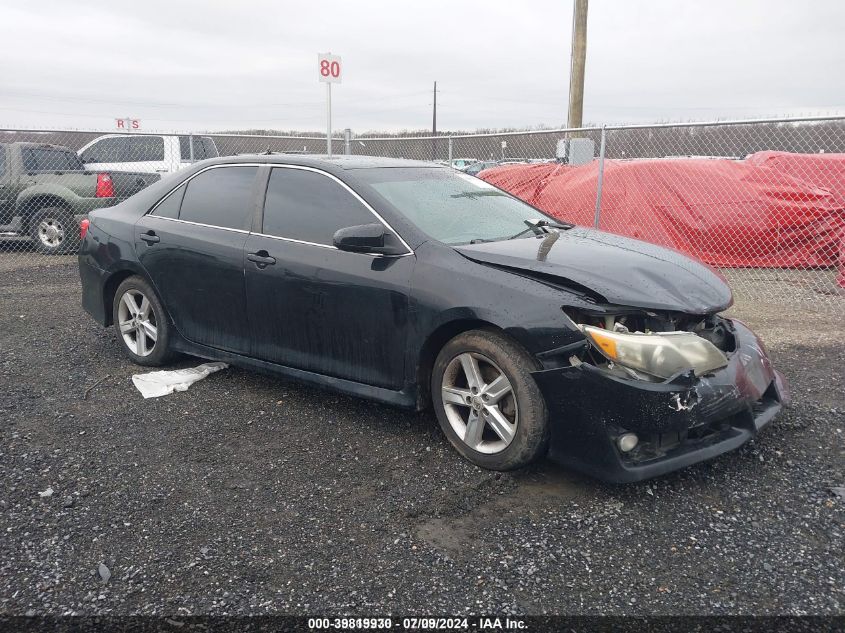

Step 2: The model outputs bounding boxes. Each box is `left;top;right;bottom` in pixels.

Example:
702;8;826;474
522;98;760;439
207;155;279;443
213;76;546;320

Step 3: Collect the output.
414;463;594;559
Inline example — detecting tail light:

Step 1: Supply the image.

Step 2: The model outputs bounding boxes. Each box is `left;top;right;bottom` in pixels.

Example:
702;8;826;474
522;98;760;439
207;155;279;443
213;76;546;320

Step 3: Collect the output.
79;218;90;240
96;173;114;198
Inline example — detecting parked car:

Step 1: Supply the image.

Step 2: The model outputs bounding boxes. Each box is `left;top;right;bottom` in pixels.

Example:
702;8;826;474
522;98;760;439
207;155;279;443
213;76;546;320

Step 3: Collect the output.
78;155;788;482
0;142;159;254
78;134;220;175
464;160;502;176
449;158;478;171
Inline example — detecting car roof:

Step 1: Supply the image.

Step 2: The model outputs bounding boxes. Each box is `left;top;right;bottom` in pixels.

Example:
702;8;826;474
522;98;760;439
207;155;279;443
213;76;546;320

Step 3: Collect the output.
204;154;445;170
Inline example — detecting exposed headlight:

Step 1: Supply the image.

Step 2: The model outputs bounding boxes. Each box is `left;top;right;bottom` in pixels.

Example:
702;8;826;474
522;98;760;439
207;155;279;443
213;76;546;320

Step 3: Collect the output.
581;325;728;380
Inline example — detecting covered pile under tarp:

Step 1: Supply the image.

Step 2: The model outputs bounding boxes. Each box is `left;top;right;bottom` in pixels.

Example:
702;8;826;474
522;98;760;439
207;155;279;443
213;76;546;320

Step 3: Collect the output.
479;153;845;271
745;151;845;288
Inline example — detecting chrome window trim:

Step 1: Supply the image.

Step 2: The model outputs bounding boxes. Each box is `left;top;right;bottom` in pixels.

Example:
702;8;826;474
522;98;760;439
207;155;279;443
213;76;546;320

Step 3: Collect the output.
249;230;413;258
264;164;414;255
251;232;336;250
146;161;415;257
147;215;250;235
147;162;265;221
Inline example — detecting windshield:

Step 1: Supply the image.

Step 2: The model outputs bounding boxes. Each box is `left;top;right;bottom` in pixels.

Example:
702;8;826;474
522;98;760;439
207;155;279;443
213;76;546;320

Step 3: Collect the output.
356;168;559;244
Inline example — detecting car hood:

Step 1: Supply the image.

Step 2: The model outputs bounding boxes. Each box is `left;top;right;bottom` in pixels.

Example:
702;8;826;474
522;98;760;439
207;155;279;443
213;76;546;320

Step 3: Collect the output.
454;227;733;314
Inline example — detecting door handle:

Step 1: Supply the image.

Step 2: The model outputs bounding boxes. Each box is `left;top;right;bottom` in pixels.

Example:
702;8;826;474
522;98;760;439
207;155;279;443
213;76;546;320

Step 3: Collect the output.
140;231;160;244
247;251;276;267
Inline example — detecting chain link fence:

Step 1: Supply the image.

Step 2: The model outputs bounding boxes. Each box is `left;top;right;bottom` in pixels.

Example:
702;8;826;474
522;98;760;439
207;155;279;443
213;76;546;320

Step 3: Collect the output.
349;117;845;312
1;116;843;314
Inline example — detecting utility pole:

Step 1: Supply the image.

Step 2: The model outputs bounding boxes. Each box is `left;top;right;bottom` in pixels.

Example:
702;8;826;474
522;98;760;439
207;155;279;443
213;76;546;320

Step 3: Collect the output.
431;81;438;161
567;0;588;129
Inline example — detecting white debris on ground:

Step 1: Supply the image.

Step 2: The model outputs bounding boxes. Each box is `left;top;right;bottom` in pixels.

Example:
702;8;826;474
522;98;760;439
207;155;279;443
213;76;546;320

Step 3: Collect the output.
131;362;229;399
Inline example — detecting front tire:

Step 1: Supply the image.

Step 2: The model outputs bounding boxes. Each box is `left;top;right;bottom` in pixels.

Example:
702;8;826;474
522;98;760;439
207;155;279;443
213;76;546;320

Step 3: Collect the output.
30;208;78;255
431;329;549;470
112;276;173;366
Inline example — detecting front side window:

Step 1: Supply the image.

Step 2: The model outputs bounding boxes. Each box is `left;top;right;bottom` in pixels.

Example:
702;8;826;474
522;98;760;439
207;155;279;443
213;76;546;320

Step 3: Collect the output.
0;145;6;177
178;166;258;230
262;168;379;245
356;168;557;245
127;137;164;162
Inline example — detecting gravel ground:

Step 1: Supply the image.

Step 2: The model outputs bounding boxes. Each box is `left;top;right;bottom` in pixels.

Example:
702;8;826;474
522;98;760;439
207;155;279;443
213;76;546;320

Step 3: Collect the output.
1;255;843;616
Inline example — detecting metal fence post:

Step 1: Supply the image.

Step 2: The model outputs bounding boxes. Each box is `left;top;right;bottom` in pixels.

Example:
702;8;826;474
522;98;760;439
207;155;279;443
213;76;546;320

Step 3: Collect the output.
344;128;352;156
189;134;195;164
448;137;453;165
593;125;607;229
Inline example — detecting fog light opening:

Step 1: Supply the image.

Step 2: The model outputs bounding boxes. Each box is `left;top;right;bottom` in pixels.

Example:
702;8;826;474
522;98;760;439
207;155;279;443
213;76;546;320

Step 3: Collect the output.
617;433;639;453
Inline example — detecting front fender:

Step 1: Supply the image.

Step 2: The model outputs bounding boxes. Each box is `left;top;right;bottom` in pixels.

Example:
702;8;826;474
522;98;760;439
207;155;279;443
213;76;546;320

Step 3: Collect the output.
410;242;586;360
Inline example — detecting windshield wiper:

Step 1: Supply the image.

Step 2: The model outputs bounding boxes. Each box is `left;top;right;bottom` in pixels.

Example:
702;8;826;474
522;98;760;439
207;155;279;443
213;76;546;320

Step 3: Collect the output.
508;219;572;240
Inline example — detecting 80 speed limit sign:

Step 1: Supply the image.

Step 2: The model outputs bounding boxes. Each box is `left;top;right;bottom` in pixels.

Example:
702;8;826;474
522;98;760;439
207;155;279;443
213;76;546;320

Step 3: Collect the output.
318;53;342;83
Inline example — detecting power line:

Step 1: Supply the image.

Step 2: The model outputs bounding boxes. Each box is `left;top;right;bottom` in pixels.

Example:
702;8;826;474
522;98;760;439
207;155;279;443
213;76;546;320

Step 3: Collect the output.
0;88;433;111
0;105;327;124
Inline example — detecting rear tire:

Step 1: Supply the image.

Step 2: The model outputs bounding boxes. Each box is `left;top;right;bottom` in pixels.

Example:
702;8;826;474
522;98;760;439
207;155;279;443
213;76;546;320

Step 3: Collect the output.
30;207;78;255
431;329;549;470
112;276;174;367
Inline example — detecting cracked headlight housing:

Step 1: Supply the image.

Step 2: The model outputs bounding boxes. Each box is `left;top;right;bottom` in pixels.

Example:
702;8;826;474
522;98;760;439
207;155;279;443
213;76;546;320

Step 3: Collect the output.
582;325;728;380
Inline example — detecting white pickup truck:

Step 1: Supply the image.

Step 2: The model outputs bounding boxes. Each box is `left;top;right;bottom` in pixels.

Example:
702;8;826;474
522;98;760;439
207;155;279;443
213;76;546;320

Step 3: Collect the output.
78;134;220;175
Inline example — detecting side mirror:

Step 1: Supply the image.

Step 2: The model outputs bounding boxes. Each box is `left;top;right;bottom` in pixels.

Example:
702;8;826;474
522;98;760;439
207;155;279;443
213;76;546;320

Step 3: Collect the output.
333;223;404;255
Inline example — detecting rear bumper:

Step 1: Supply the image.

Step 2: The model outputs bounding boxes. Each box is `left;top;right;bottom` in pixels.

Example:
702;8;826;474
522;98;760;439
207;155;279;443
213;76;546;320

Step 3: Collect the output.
78;256;109;325
532;320;789;483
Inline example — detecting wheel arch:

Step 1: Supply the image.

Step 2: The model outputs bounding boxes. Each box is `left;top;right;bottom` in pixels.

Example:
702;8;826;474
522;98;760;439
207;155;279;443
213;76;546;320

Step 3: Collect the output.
415;318;505;410
101;265;158;327
18;195;73;227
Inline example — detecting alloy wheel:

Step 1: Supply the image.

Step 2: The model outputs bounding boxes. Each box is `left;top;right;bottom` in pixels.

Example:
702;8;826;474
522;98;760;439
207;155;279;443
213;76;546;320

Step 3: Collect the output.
117;289;157;357
441;352;518;454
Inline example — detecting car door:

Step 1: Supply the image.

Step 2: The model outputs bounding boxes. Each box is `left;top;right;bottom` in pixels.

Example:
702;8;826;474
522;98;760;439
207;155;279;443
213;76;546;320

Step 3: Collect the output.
134;164;261;354
243;165;414;390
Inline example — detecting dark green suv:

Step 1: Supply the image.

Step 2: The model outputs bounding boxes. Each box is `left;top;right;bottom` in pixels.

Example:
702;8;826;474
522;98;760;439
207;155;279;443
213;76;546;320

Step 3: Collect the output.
0;142;159;254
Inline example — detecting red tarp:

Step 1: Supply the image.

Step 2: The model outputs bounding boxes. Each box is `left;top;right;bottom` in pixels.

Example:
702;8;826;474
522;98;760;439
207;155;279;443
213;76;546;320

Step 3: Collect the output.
745;152;845;287
479;153;845;276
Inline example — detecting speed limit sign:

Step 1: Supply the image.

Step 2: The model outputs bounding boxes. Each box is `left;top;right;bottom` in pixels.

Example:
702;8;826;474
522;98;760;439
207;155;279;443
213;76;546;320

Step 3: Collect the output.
318;53;342;83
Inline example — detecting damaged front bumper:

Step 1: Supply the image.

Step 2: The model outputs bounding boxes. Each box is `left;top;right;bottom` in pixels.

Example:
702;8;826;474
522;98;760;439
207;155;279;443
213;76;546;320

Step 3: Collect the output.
532;319;790;483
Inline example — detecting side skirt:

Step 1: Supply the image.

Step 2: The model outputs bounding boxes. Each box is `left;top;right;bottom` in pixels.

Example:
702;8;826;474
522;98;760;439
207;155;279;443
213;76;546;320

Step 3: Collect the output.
169;336;418;409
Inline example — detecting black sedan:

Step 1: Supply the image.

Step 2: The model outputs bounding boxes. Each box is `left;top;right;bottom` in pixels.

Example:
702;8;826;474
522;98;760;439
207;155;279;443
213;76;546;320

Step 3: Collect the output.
78;155;789;482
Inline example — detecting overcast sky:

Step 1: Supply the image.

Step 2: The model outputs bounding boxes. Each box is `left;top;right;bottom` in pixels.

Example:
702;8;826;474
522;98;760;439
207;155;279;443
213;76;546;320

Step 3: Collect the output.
0;0;843;133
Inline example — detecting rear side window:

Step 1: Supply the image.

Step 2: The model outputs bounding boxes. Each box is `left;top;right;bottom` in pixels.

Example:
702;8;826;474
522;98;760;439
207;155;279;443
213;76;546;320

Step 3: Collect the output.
152;184;186;219
201;138;219;158
179;166;258;230
81;137;129;163
0;145;5;177
22;147;84;171
262;168;378;245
